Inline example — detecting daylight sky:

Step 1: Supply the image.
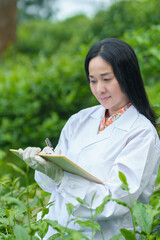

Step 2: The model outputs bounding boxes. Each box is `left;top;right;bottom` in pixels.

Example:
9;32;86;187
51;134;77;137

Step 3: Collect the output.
55;0;112;20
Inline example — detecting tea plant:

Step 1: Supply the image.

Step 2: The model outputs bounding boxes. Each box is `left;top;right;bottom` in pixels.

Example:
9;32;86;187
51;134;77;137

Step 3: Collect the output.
0;163;160;240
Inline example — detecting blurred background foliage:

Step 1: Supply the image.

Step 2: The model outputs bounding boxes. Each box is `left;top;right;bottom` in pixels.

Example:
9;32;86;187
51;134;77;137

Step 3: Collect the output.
0;0;160;181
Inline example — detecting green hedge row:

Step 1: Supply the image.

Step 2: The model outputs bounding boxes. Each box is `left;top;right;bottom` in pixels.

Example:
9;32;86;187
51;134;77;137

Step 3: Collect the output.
0;0;160;153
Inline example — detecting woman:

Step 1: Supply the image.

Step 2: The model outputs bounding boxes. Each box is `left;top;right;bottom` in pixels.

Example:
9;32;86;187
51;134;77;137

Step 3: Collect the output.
19;38;160;239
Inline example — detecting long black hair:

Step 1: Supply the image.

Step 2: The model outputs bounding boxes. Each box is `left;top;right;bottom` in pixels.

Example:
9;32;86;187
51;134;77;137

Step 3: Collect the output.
85;38;158;127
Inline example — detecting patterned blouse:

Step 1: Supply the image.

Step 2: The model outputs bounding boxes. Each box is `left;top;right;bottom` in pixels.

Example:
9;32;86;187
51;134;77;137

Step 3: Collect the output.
98;103;132;134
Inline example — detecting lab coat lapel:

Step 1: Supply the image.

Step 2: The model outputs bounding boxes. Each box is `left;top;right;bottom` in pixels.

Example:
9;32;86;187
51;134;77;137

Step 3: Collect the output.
80;106;114;149
113;105;138;130
81;105;138;150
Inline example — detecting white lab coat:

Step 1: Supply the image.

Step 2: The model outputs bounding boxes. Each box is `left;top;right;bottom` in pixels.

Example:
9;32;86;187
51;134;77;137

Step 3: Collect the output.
35;105;160;240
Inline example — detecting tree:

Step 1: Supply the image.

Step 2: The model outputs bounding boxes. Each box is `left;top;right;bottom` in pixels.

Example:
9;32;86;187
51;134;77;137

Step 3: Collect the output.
0;0;17;55
17;0;58;21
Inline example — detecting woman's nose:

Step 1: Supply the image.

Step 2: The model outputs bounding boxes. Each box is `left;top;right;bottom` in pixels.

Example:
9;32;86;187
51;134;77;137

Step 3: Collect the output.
97;82;106;93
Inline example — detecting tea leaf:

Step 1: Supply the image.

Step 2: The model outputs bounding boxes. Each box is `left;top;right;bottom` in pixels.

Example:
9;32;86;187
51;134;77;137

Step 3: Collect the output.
111;198;130;209
0;232;5;237
28;196;39;208
7;162;26;176
151;216;160;235
71;231;90;240
67;203;74;216
47;233;61;240
120;228;137;240
1;196;27;211
76;197;89;206
13;225;30;240
121;183;129;192
109;233;124;240
41;207;49;219
94;195;111;219
119;172;127;185
37;220;49;238
75;220;101;231
146;204;159;220
119;172;129;191
45;219;59;229
133;200;152;234
91;192;96;206
32;237;40;240
12;177;21;186
0;182;11;190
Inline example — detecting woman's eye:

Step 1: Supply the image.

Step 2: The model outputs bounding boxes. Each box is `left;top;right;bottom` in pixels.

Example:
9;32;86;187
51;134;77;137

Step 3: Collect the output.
104;78;111;81
90;80;97;84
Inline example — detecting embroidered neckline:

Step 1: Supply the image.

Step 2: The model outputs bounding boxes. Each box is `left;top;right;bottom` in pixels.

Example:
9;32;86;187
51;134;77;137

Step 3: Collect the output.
97;103;132;134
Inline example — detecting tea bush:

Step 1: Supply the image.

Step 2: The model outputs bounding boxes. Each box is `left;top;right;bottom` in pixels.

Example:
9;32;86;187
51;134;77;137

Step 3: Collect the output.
0;166;160;240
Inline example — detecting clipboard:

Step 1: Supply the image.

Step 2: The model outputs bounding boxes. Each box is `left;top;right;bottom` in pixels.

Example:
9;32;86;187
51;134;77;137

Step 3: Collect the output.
10;149;104;184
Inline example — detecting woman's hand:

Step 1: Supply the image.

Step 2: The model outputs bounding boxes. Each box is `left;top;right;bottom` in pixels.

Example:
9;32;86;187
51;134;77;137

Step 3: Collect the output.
18;147;63;184
40;146;62;155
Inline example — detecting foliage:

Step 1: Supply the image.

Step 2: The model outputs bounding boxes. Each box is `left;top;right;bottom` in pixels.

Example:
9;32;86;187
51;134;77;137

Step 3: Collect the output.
91;0;160;40
0;165;160;239
0;18;160;153
16;15;92;56
17;0;57;21
121;25;160;85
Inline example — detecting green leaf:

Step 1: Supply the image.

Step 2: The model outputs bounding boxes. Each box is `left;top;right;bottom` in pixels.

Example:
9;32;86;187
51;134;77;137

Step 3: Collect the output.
32;237;40;240
76;197;89;206
45;219;59;229
47;233;61;240
0;232;5;237
0;182;11;190
75;220;101;231
94;195;111;219
13;225;30;240
71;231;90;240
119;172;127;185
67;203;74;216
146;204;159;220
109;233;124;240
1;196;27;212
152;216;160;231
41;207;49;219
37;220;49;239
91;192;96;206
121;183;129;192
120;228;137;240
111;198;130;209
133;200;152;234
7;162;26;176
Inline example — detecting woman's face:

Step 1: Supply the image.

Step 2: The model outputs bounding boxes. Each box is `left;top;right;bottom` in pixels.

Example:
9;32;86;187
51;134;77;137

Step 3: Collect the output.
88;56;129;116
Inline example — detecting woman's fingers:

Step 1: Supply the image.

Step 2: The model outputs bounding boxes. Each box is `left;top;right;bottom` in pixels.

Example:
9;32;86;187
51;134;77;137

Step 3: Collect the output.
41;146;54;154
22;147;41;160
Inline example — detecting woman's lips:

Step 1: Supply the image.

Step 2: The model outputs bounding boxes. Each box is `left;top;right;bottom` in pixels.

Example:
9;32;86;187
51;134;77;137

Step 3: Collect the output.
100;96;111;102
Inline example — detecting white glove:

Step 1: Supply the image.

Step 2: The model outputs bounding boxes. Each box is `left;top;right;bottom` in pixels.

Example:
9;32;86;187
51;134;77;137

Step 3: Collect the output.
18;147;63;185
40;146;62;155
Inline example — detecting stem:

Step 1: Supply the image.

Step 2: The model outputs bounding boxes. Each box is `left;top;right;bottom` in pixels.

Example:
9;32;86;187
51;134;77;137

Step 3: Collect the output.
128;191;136;235
25;164;32;240
90;208;95;240
100;229;105;240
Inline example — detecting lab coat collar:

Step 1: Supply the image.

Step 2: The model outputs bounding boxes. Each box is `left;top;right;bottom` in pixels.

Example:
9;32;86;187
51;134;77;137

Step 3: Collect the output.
90;105;105;119
90;104;139;131
114;105;139;131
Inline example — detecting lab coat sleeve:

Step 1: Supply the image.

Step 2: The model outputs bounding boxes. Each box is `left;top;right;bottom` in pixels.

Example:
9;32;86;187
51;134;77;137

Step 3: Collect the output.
34;114;77;193
57;128;160;220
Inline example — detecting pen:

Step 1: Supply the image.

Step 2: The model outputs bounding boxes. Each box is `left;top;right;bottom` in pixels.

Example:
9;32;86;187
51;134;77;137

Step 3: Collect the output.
45;138;54;151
